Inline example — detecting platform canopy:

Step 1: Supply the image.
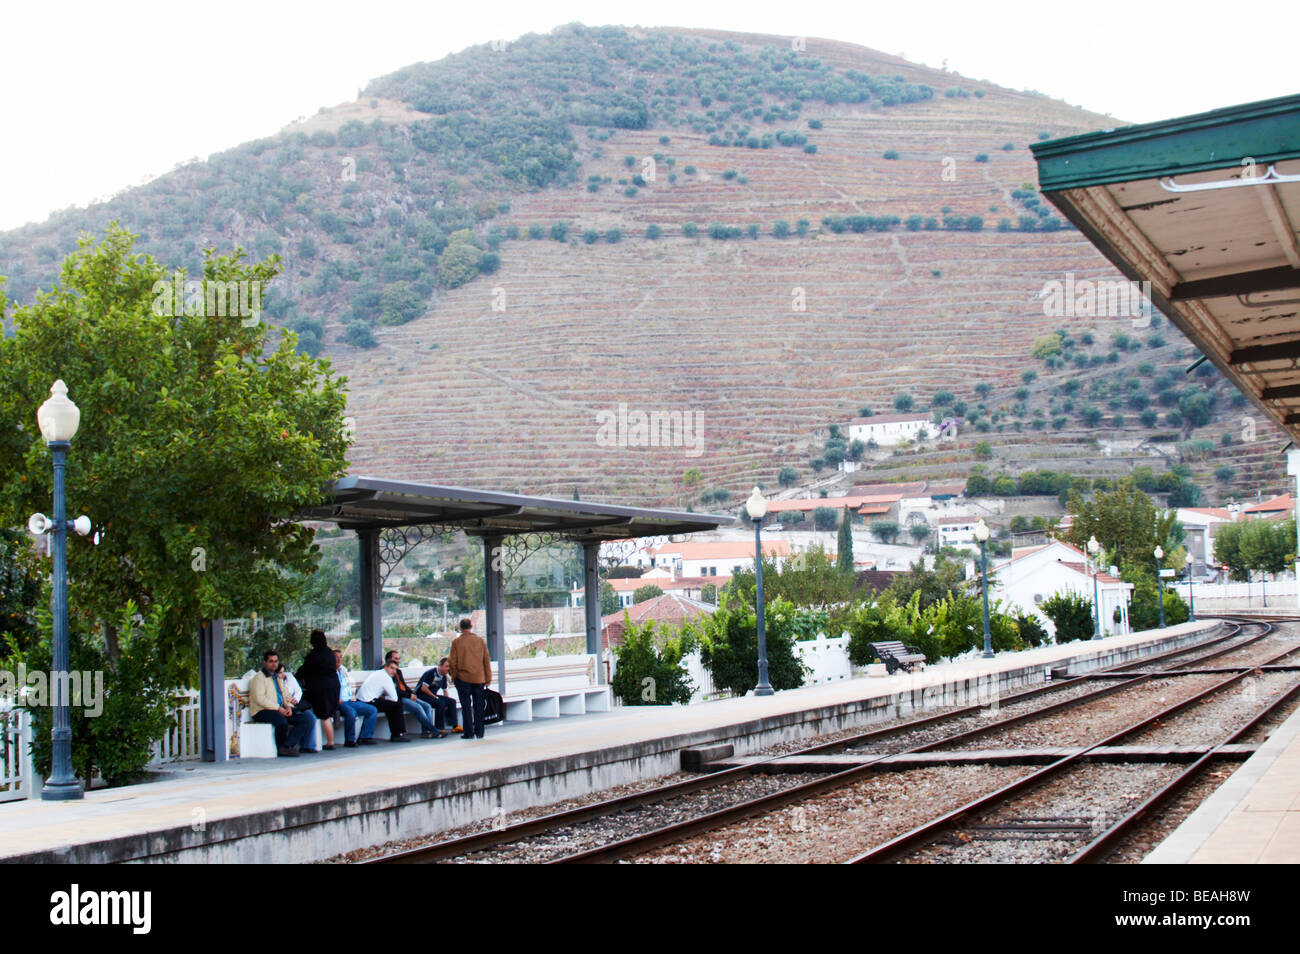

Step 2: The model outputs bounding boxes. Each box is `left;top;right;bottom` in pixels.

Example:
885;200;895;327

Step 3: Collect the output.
1031;94;1300;437
299;475;731;540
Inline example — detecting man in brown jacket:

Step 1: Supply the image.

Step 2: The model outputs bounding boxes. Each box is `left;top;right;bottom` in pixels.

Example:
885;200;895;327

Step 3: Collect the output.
449;618;493;739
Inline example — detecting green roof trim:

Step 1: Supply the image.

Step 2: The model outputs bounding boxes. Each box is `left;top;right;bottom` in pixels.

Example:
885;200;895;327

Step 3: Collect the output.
1031;93;1300;192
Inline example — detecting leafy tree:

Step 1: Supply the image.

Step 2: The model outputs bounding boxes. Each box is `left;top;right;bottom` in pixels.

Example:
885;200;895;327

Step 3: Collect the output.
870;521;900;544
777;466;798;487
610;617;695;705
600;580;619;616
437;242;482;288
379;282;424;325
1066;480;1179;571
966;474;990;495
885;552;968;613
836;507;854;572
698;595;808;695
631;583;665;604
1039;591;1094;642
893;393;914;412
812;506;838;531
0;226;350;678
908;522;932;544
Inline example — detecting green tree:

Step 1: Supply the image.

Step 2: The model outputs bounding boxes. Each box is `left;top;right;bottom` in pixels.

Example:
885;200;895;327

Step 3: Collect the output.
1039;591;1094;642
378;282;424;325
437;242;481;287
836;507;854;572
777;466;798;487
631;583;664;604
871;520;900;544
699;595;808;695
0;226;350;676
885;552;967;612
610;617;695;705
1066;480;1179;571
893;393;914;412
812;506;838;531
600;580;619;615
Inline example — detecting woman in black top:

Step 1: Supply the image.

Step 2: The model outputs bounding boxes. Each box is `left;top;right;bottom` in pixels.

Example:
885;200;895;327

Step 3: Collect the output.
297;629;341;749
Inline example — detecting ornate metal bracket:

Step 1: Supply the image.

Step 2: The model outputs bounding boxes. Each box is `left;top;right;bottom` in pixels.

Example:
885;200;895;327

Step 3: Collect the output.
377;524;460;586
498;532;564;584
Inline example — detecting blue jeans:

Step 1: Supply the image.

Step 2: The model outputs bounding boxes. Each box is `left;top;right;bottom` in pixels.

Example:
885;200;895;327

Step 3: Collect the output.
338;700;378;742
401;697;435;734
456;682;486;738
428;695;457;731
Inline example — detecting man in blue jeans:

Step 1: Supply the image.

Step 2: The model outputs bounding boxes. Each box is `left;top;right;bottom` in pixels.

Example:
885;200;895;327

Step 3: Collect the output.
448;619;492;739
333;649;378;746
385;650;442;738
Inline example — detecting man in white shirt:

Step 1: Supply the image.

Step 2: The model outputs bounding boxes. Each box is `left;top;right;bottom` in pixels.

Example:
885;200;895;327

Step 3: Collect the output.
357;659;411;742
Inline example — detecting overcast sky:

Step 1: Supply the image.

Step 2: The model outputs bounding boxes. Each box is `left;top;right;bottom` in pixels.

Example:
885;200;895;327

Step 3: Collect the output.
2;0;1295;232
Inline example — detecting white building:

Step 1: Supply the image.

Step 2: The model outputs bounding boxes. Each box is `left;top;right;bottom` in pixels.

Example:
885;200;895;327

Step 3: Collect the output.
937;515;981;550
990;539;1134;639
1175;507;1235;575
847;412;932;448
646;539;791;578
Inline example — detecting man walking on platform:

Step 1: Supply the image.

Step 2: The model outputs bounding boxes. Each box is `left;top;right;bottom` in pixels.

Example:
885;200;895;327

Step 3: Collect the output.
449;618;492;740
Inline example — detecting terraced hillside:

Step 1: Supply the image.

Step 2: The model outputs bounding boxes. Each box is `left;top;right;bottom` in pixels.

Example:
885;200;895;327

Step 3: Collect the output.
0;25;1287;504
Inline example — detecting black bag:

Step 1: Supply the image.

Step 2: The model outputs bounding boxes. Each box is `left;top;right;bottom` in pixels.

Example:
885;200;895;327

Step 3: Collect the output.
483;688;504;725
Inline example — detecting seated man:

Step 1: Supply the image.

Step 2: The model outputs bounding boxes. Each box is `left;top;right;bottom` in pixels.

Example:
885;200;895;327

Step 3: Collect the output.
334;649;378;747
386;650;441;739
248;650;316;757
358;659;411;742
276;662;319;753
415;657;458;734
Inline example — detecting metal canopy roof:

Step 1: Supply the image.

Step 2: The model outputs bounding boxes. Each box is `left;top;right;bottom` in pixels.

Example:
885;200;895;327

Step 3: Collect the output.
298;475;734;540
1031;94;1300;437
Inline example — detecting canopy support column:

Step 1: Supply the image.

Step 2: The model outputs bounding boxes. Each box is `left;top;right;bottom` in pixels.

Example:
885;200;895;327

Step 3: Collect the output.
359;528;382;669
582;541;604;683
198;619;227;762
483;534;506;697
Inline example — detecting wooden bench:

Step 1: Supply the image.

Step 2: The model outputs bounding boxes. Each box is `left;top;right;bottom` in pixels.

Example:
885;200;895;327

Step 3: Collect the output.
868;640;926;675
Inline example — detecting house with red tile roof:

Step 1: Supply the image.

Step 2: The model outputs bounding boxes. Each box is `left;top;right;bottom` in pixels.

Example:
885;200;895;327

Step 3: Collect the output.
988;539;1134;639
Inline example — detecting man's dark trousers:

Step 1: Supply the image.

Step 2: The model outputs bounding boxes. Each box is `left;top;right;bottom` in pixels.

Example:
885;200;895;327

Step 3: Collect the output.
456;682;487;738
252;709;314;749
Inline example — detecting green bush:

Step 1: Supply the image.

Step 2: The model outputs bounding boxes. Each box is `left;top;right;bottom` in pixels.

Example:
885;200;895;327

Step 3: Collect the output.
1039;591;1094;642
699;597;809;695
632;583;664;603
23;602;177;788
610;618;695;706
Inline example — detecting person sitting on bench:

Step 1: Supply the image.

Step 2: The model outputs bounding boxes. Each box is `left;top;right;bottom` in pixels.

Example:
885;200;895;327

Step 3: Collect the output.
275;662;318;753
358;659;411;742
386;650;441;738
249;650;316;757
416;657;459;734
334;649;378;747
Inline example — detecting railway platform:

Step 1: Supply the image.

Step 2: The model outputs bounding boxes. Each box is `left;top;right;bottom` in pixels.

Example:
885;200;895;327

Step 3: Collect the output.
1145;697;1300;864
0;618;1262;864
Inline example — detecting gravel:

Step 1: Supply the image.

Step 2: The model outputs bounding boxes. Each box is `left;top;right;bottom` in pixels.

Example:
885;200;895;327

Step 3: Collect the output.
902;763;1186;864
1126;671;1300;746
629;765;1035;864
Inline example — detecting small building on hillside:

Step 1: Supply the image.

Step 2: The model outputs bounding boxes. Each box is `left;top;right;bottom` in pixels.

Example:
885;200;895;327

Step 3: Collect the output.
847;412;932;448
646;539;790;578
989;539;1133;639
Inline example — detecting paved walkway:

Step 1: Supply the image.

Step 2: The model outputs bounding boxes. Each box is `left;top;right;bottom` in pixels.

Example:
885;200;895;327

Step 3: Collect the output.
0;621;1216;861
1146;701;1300;864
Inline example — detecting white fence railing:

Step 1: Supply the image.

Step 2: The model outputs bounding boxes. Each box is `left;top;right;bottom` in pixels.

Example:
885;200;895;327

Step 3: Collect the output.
0;705;33;803
149;689;202;766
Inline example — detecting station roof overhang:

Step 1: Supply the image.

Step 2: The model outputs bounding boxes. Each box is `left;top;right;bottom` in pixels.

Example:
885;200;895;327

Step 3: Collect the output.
1031;93;1300;437
298;475;735;542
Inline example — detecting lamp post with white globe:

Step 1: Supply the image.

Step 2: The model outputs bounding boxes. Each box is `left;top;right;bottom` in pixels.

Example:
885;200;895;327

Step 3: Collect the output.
1154;546;1166;628
31;380;93;801
973;519;993;658
1185;551;1195;621
744;487;774;696
1087;536;1102;638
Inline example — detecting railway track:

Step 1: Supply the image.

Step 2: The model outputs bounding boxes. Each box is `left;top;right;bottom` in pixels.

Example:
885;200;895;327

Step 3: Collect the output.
367;617;1299;864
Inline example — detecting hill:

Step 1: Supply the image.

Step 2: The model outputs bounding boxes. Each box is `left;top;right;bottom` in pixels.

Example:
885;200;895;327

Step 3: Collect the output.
0;24;1286;506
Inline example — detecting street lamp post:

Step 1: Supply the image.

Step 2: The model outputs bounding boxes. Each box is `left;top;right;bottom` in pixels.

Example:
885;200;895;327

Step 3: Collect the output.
973;520;993;658
1185;551;1195;622
1154;545;1166;628
33;380;86;801
744;488;774;696
1087;536;1102;639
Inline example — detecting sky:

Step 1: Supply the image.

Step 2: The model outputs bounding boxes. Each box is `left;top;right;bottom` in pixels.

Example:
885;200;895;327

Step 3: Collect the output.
1;0;1296;232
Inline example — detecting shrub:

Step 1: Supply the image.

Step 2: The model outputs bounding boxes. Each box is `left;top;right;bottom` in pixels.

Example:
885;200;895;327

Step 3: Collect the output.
605;227;622;243
699;597;809;695
682;222;699;237
883;149;900;160
772;220;791;238
632;583;664;603
975;153;989;163
342;321;377;348
549;221;569;241
812;506;839;531
1039;591;1094;642
582;228;600;244
610;618;695;706
644;224;661;239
